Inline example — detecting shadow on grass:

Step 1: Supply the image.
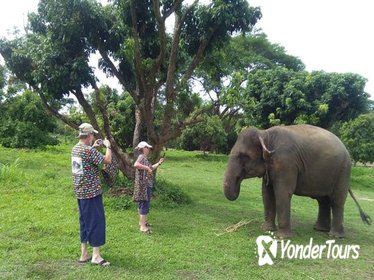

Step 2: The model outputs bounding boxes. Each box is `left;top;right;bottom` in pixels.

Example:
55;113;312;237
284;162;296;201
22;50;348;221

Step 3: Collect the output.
162;152;228;163
155;190;374;247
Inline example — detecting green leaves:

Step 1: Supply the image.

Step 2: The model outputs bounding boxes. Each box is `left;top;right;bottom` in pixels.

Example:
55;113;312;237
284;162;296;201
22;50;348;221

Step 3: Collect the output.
340;113;374;165
243;67;369;128
0;90;58;149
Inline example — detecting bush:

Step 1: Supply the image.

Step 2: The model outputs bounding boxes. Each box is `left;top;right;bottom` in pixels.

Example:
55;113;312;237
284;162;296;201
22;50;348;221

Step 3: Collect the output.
153;177;191;208
105;196;132;211
340;113;374;165
179;115;227;154
0;90;58;149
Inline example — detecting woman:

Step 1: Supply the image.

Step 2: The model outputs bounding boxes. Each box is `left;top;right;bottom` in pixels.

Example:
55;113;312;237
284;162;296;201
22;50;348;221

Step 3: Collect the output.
133;141;164;234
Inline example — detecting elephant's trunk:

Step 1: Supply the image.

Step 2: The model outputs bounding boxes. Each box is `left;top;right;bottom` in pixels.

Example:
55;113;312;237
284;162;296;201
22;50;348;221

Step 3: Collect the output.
223;168;241;201
224;180;240;201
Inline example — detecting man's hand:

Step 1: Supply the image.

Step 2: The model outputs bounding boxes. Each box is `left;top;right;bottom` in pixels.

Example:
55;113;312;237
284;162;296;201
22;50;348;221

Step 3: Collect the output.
103;138;111;149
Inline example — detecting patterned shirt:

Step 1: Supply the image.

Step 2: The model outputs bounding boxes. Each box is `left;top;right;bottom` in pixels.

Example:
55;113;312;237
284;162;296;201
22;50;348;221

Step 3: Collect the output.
71;143;104;199
133;154;153;202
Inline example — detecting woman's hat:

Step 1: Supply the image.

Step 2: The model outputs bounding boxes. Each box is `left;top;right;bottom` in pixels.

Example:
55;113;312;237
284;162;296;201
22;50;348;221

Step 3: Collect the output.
136;141;153;150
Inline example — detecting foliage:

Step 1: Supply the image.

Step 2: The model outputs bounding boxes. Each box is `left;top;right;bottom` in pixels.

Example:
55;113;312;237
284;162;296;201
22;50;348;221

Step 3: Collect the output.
153;177;191;208
90;86;140;149
0;90;58;148
340;113;374;165
244;68;370;128
179;114;228;153
195;33;305;132
0;0;262;156
0;64;5;101
0;0;264;178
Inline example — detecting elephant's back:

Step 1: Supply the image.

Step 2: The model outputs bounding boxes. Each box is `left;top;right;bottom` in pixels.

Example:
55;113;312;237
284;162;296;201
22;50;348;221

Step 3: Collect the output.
268;124;348;156
267;125;350;196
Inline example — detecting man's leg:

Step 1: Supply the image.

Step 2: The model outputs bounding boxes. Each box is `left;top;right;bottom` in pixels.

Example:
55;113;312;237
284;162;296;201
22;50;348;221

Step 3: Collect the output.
78;200;90;262
92;247;110;266
79;243;90;262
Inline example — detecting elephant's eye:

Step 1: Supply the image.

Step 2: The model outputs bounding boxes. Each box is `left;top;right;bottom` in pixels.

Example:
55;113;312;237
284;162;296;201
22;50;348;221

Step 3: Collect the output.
238;153;250;161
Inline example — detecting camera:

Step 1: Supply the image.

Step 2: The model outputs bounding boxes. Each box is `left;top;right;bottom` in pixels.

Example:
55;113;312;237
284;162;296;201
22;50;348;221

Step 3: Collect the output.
96;139;103;146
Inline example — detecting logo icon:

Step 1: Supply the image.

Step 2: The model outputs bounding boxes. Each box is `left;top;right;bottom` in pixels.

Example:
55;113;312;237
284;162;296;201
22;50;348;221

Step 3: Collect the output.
256;235;277;266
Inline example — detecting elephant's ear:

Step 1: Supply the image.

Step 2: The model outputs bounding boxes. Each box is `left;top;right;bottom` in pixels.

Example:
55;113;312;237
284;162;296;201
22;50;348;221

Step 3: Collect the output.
259;136;274;161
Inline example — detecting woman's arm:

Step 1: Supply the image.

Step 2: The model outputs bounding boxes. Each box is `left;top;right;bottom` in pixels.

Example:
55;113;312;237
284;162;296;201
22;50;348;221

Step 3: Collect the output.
151;158;164;170
134;157;153;173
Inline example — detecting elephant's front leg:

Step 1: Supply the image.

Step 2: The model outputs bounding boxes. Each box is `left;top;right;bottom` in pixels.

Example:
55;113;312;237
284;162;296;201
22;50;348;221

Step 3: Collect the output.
261;182;276;231
274;185;293;239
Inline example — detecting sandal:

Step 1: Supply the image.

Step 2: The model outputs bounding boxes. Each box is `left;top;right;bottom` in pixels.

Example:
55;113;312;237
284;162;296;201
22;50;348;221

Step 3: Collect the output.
91;259;110;266
140;229;153;234
78;256;91;263
139;222;153;227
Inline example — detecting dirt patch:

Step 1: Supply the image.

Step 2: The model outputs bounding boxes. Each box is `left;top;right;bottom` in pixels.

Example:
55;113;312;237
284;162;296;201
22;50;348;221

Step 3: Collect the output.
357;197;374;202
108;187;133;197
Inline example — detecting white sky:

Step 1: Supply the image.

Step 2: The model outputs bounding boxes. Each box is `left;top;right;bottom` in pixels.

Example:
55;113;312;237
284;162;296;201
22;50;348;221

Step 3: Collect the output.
0;0;373;99
250;0;374;100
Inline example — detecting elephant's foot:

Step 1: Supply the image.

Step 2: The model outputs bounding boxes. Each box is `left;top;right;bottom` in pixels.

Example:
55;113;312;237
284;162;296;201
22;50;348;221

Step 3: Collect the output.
276;228;293;239
261;221;277;232
328;229;345;239
313;221;331;232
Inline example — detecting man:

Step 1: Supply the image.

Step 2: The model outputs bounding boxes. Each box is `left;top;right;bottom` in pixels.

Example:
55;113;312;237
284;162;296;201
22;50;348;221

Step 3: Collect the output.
71;123;112;266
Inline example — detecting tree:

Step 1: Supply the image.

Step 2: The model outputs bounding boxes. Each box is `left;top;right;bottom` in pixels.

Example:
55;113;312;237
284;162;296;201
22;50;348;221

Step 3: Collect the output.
340;113;374;165
0;0;262;178
243;68;370;128
194;33;305;133
179;114;227;154
0;90;58;148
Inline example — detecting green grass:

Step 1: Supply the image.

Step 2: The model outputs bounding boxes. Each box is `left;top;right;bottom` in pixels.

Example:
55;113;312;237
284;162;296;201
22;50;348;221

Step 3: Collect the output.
0;145;373;279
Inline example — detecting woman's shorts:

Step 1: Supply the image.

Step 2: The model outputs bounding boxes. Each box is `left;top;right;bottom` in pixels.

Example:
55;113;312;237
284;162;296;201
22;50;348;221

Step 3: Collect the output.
138;187;152;215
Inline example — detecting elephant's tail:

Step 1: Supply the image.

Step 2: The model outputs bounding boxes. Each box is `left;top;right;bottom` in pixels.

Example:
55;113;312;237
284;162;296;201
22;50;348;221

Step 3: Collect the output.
349;189;372;225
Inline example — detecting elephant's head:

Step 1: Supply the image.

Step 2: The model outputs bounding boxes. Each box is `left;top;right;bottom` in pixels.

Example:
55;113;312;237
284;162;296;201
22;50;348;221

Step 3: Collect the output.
224;128;271;201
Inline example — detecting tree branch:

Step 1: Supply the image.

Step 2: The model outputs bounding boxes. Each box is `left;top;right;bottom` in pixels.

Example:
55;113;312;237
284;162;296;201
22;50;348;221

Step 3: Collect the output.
130;0;148;97
161;105;213;144
72;88;101;136
151;0;166;75
97;48;137;102
92;82;135;178
160;1;198;138
162;0;183;20
34;87;79;129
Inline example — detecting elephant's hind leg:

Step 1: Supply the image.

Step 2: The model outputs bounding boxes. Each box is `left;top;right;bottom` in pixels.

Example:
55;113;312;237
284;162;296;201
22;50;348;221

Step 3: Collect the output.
314;196;331;232
329;202;345;238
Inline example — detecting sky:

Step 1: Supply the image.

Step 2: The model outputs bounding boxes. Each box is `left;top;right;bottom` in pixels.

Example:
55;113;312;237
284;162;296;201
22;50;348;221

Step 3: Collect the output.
0;0;373;99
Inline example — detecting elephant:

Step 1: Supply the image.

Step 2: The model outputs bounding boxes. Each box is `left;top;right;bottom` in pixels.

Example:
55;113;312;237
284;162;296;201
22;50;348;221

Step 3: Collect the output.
223;124;371;239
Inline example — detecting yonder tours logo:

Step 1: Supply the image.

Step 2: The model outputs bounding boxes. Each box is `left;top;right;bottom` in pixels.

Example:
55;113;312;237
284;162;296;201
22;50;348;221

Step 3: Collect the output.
256;233;360;266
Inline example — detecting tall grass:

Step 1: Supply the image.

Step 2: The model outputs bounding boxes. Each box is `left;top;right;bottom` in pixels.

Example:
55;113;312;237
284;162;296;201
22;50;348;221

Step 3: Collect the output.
0;158;22;181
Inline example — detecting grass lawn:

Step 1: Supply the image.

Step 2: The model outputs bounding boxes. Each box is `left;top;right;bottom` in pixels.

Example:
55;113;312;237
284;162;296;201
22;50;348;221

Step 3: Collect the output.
0;144;373;279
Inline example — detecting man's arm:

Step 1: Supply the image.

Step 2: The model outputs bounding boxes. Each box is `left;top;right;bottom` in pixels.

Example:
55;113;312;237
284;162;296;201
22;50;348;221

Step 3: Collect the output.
103;138;112;164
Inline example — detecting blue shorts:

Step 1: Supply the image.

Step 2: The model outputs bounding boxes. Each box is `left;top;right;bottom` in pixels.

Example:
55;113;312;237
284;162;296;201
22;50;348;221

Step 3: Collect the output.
77;194;106;247
138;187;152;215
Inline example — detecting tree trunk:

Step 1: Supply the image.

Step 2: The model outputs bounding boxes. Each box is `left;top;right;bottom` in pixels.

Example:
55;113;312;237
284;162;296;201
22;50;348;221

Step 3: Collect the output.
133;105;142;148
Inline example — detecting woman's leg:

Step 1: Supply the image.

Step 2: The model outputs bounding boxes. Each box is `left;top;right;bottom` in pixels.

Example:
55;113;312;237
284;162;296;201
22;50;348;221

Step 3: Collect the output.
138;188;152;232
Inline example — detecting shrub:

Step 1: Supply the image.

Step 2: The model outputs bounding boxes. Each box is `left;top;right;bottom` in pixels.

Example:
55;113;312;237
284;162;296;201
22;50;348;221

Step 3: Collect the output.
340;113;374;165
153;177;191;208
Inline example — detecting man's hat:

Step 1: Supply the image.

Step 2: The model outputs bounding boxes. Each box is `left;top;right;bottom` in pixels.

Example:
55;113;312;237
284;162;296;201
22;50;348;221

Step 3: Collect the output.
78;123;98;136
